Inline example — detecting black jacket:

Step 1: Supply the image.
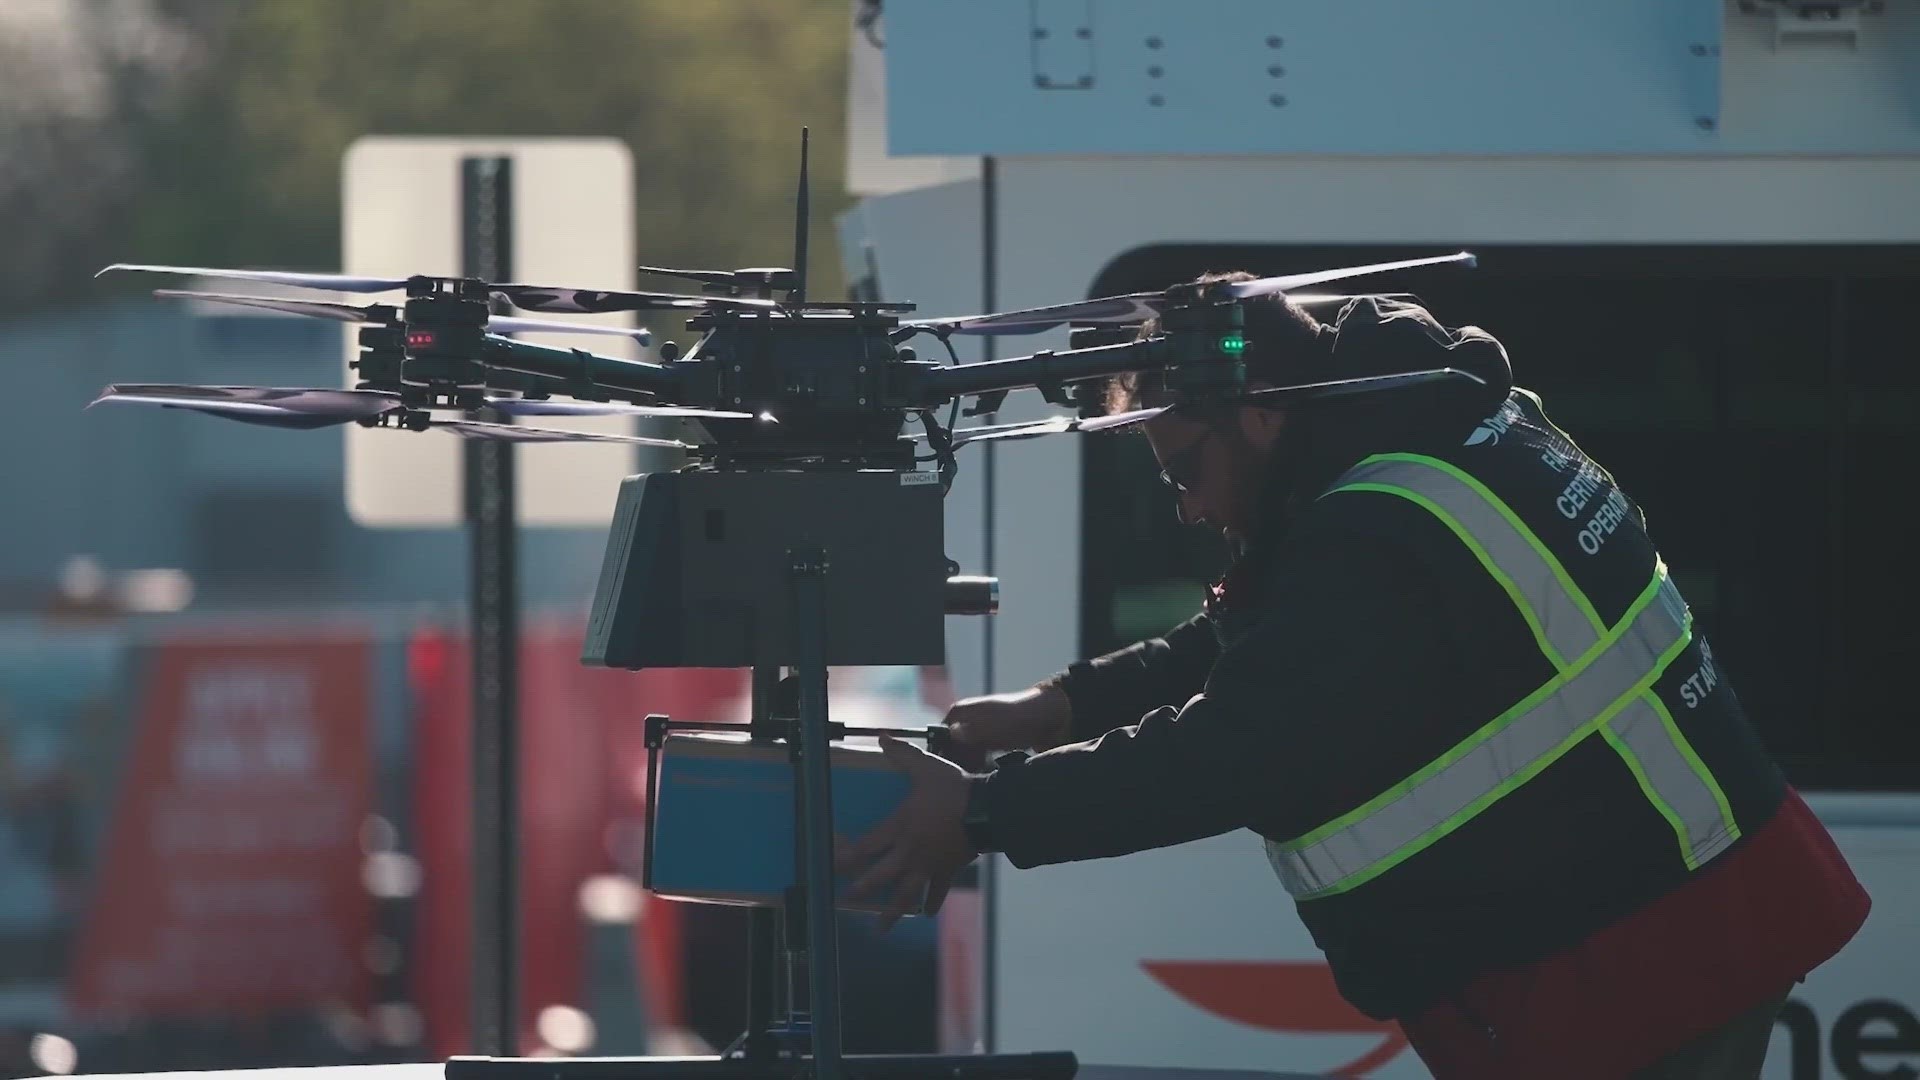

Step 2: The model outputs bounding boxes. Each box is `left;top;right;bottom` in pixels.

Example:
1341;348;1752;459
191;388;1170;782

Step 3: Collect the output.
971;297;1786;1019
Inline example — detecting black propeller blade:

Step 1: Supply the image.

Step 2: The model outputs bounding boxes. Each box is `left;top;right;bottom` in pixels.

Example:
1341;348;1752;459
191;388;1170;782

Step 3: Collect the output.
427;419;694;447
99;264;778;317
89;384;754;427
943;406;1166;446
100;264;414;293
153;290;390;323
938;367;1489;444
485;400;754;421
153;290;657;345
906;253;1474;336
489;284;779;315
87;385;400;429
637;265;796;290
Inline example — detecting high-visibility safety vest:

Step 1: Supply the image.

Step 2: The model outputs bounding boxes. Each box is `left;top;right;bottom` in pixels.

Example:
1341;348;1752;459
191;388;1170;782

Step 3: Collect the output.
1262;388;1787;1019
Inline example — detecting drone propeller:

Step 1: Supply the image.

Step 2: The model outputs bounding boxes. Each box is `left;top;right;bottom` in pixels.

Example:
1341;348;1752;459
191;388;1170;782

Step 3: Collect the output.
942;406;1166;447
1284;291;1417;307
87;385;399;429
1239;367;1487;402
938;367;1488;445
98;263;413;293
491;285;777;315
88;384;753;428
906;253;1474;336
153;291;384;323
1219;253;1473;299
637;265;795;289
485;399;755;421
100;264;780;316
153;290;657;345
425;419;694;447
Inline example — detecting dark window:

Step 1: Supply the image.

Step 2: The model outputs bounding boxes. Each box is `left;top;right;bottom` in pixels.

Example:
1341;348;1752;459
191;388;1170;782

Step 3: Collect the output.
1080;244;1920;791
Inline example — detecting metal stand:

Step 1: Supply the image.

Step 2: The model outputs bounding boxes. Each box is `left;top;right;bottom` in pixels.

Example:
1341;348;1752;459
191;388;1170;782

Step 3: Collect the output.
788;546;845;1080
446;541;1072;1080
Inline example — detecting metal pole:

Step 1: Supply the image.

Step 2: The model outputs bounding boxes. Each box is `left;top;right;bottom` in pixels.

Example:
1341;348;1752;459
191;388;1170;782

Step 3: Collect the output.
789;546;843;1080
743;664;781;1060
978;152;999;1056
462;154;519;1058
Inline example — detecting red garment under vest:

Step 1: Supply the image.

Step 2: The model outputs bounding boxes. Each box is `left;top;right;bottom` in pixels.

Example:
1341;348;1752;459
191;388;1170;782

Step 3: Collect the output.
1399;787;1870;1079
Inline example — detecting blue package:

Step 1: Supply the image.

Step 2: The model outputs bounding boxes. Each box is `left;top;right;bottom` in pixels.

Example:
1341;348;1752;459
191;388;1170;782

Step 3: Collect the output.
648;731;923;913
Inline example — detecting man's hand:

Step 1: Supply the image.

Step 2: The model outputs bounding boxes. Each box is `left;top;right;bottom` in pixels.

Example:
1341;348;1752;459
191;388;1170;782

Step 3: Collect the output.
943;684;1074;766
837;735;976;931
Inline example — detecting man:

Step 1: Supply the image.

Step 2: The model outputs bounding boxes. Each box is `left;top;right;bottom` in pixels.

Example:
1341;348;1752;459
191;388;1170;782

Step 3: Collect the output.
839;277;1869;1078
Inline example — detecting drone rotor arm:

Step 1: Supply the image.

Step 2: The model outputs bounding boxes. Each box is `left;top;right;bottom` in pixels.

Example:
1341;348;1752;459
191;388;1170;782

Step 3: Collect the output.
480;337;681;400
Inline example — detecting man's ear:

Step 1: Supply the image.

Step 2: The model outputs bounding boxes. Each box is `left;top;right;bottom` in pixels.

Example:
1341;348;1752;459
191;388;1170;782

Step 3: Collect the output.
1239;404;1287;448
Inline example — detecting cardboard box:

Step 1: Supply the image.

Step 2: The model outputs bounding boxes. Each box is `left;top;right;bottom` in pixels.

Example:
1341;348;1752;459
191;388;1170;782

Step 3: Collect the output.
647;731;923;914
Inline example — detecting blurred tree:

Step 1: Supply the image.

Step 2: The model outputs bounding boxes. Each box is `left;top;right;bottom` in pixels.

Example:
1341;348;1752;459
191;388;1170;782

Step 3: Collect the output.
0;0;205;320
16;0;857;321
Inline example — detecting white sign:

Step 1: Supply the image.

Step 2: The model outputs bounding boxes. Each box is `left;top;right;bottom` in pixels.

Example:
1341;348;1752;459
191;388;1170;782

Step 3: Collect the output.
341;136;666;527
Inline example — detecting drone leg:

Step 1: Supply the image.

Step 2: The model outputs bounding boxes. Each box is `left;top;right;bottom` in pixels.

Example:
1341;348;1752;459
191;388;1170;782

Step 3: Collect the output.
789;546;844;1080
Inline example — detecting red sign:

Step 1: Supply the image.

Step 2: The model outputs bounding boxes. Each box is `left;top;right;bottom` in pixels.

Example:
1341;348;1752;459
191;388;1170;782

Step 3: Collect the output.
407;619;748;1056
68;633;376;1018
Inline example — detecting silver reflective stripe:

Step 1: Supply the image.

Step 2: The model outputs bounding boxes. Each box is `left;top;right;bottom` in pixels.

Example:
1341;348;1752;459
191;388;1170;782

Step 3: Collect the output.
1268;567;1691;898
1337;457;1596;666
1268;454;1740;900
1604;696;1740;869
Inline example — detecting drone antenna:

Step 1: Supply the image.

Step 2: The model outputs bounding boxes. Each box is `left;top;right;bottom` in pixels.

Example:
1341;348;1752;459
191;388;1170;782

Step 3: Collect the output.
790;127;809;304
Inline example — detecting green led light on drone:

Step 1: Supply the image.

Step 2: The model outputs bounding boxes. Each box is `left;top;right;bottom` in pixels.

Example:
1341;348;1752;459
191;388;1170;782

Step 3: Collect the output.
1219;334;1246;354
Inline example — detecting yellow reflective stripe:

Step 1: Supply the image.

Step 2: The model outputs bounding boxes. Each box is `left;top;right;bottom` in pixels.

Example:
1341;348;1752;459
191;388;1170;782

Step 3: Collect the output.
1275;569;1690;897
1274;450;1743;900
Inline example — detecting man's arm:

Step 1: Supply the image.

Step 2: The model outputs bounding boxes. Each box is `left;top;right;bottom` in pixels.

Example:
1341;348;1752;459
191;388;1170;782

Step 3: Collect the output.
1043;612;1221;744
977;526;1459;869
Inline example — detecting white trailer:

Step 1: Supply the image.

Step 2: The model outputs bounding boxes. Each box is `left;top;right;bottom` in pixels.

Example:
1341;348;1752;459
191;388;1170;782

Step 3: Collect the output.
843;3;1920;1076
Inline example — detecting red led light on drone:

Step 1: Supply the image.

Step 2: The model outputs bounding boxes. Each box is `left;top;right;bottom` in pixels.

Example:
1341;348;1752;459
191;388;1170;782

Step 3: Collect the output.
406;330;437;349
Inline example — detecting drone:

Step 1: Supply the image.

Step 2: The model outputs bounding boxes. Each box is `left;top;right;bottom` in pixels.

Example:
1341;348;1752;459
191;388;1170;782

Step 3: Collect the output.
90;130;1483;486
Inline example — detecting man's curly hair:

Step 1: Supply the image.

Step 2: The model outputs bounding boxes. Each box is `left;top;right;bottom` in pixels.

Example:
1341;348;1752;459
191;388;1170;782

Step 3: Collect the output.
1105;270;1330;415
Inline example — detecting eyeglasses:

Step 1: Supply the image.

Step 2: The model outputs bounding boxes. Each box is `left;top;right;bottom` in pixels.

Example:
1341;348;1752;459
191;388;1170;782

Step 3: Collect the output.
1158;432;1212;493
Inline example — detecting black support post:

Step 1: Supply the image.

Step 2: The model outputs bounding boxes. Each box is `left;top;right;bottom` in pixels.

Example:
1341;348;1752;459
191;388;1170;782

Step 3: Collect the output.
462;153;520;1058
